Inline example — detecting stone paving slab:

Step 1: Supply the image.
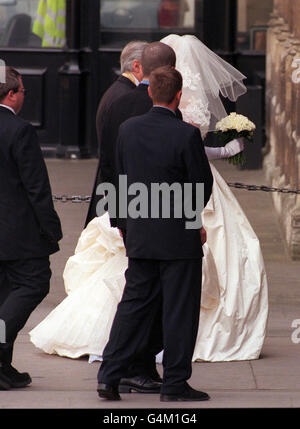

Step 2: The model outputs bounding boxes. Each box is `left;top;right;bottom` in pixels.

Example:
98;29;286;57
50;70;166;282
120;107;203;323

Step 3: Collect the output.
0;158;299;412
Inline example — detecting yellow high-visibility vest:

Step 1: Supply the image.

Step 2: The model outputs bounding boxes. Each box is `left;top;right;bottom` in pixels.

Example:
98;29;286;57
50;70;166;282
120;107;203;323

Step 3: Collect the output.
33;0;66;48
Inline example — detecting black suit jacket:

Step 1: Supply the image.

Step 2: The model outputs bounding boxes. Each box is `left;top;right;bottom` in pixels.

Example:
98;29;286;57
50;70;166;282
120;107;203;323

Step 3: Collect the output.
85;76;136;226
86;83;182;226
116;107;213;260
96;75;136;157
100;84;153;189
102;84;182;184
0;106;62;260
95;83;183;228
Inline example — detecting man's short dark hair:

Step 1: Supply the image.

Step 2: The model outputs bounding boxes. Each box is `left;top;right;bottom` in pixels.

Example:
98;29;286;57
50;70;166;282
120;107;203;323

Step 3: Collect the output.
141;42;176;77
0;66;20;102
149;66;182;105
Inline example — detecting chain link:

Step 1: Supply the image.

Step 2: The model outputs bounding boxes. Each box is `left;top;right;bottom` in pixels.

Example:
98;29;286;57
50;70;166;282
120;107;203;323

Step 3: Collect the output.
52;183;300;203
227;183;300;194
52;195;91;203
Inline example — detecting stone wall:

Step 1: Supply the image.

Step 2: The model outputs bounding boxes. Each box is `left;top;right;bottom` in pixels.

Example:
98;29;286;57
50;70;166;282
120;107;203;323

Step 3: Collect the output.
264;0;300;259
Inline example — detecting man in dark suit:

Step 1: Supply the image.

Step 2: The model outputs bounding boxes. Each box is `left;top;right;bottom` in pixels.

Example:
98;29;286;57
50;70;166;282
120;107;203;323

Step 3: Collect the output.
97;66;213;402
90;41;181;229
93;42;181;394
85;40;148;226
0;67;62;390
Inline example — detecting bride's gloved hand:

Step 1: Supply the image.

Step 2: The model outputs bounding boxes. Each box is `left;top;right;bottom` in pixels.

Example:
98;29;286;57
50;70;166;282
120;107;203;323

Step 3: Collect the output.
205;138;244;160
223;138;244;157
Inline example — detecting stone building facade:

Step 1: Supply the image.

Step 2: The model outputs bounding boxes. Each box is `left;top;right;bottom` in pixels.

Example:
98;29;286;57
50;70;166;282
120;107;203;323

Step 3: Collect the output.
265;0;300;259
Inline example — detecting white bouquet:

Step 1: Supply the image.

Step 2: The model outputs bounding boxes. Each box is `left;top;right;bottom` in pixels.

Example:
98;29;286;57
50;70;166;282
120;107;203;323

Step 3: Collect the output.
215;112;256;165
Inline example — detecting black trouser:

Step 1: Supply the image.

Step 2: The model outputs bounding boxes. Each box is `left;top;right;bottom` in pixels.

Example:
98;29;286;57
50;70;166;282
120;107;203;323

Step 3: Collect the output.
120;229;163;379
0;257;51;364
98;257;202;394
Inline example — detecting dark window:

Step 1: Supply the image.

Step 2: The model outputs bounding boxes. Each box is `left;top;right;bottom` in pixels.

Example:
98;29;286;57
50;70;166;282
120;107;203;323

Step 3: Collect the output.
237;0;273;51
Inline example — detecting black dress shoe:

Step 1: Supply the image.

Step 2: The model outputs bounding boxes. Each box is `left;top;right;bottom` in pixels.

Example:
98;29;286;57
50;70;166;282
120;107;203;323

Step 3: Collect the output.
160;386;210;402
119;376;161;393
97;383;121;401
0;367;11;390
1;364;32;388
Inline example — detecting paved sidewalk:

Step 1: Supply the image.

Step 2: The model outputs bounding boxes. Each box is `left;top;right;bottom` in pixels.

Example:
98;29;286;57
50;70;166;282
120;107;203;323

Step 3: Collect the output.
0;158;299;411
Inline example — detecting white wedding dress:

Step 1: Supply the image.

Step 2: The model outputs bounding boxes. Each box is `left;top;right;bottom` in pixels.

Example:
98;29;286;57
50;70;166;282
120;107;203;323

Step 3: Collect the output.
29;34;268;363
29;162;268;362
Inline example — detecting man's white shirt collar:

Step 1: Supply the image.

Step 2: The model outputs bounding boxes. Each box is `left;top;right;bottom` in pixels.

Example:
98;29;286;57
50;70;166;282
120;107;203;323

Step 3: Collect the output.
0;104;16;115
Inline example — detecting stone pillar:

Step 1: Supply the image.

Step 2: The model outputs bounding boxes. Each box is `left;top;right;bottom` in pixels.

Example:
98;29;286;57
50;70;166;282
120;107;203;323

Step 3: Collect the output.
264;0;300;259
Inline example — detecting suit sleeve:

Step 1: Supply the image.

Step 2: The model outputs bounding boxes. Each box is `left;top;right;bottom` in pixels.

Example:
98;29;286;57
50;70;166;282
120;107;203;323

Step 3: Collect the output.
99;106;114;184
12;122;62;243
99;100;126;185
115;126;125;177
182;127;213;208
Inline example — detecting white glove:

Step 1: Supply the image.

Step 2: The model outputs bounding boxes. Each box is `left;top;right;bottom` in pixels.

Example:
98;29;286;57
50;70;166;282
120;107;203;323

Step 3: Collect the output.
205;138;244;160
223;138;244;157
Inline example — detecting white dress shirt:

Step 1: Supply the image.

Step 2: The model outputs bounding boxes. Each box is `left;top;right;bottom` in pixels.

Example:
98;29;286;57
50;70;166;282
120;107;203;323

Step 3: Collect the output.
0;104;16;114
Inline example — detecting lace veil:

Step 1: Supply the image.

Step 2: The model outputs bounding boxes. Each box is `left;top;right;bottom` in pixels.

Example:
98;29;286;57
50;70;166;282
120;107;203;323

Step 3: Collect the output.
160;34;247;137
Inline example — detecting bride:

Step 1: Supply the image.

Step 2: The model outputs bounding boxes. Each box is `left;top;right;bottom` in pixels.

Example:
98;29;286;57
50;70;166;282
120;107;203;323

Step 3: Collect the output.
30;35;268;363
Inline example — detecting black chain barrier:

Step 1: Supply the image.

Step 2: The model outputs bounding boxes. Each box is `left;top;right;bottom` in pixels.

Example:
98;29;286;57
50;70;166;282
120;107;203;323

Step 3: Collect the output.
227;183;300;194
52;183;300;203
52;195;91;203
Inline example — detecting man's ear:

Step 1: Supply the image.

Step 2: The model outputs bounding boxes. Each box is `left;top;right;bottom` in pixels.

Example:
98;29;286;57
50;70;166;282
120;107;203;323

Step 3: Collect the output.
148;85;152;100
132;60;138;71
6;89;16;102
132;60;142;73
132;61;144;82
176;89;182;103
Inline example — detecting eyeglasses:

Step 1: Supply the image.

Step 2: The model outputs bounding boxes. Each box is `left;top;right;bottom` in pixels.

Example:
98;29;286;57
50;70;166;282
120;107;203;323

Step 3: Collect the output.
13;88;27;95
